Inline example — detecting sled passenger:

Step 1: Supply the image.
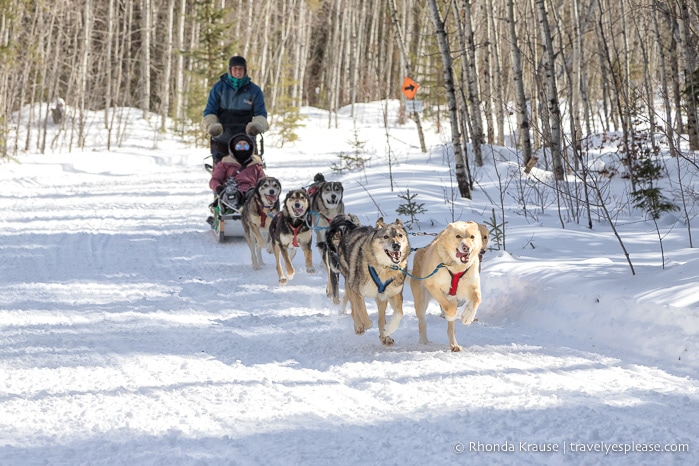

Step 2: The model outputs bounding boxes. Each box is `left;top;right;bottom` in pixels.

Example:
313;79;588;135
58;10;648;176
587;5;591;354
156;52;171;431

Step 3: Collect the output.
209;133;265;210
202;55;269;165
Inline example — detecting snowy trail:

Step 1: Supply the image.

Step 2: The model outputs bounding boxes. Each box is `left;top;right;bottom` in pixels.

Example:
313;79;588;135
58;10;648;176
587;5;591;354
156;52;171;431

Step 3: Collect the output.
1;133;697;465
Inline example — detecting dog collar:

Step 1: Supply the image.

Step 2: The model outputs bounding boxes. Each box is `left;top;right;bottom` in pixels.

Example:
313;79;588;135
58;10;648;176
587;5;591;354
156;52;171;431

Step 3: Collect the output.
368;265;394;293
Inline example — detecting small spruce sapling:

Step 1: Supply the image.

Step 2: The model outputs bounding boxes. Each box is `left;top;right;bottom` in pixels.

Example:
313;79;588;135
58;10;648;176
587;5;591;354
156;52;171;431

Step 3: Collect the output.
483;208;506;251
631;155;679;269
331;124;370;173
396;189;427;229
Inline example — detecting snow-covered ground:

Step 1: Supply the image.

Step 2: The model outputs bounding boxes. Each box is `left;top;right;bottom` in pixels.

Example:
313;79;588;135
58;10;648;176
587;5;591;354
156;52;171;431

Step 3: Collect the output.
1;102;697;465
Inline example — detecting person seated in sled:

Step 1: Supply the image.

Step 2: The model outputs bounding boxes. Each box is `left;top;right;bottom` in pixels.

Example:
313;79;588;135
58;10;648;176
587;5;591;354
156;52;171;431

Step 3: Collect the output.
202;55;269;165
209;133;265;213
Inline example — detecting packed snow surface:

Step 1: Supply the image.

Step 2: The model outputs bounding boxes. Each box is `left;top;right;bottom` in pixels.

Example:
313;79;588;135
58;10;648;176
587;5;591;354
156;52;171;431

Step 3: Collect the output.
1;102;697;465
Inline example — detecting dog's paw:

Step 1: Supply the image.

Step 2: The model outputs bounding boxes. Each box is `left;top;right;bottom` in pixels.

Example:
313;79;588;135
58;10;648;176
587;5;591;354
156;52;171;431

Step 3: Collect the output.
380;336;394;346
279;277;288;285
419;337;430;345
354;325;366;335
461;308;477;325
451;344;462;352
306;266;316;274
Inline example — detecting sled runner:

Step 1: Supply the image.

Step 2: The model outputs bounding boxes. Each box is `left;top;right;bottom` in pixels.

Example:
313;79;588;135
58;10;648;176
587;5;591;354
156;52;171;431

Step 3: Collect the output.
208;204;245;242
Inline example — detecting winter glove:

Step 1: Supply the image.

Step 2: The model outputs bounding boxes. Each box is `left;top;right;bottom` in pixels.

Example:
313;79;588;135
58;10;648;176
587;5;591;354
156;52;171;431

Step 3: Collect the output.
216;185;224;195
245;115;269;137
246;121;264;136
202;114;223;137
208;123;223;137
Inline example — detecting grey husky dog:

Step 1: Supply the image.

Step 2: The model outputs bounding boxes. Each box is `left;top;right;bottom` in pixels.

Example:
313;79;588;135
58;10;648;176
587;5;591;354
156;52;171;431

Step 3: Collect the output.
329;217;411;345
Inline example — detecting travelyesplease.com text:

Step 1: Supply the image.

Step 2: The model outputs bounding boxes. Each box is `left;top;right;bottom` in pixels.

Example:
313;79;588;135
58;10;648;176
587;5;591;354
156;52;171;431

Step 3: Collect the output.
454;440;690;455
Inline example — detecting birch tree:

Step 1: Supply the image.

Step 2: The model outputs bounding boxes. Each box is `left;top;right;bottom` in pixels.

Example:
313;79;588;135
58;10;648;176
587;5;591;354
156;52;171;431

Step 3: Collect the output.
678;0;699;150
140;0;152;117
426;0;472;199
506;0;533;166
535;0;564;180
459;0;484;167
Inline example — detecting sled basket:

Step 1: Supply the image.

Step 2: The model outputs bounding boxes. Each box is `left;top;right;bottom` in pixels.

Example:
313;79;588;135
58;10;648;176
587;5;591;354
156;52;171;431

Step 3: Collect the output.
209;202;245;242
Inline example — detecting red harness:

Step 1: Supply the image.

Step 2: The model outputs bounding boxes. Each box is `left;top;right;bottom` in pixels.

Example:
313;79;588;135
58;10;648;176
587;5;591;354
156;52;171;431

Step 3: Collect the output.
256;199;268;227
448;269;468;296
289;223;303;247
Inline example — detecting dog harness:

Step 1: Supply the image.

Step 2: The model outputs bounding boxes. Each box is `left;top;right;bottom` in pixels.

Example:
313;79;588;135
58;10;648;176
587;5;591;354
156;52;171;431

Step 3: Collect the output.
447;267;470;296
368;265;394;293
288;222;303;247
318;212;334;224
255;199;269;227
307;211;335;232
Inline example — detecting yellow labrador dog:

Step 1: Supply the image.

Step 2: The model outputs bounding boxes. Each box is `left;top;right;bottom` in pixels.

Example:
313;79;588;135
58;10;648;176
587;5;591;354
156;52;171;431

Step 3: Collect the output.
410;221;485;352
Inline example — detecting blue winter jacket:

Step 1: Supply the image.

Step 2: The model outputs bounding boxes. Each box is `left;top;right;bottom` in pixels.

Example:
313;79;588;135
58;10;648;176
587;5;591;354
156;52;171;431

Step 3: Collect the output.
203;73;267;137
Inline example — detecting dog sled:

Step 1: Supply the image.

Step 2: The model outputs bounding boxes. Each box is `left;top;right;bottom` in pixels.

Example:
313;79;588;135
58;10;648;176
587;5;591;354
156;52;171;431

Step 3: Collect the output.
207;178;244;241
205;133;265;242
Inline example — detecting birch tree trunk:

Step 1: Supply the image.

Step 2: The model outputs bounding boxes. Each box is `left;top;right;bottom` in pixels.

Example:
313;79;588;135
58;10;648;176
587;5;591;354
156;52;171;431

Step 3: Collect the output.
159;0;175;133
573;0;593;138
678;0;699;150
486;0;505;146
78;0;93;148
652;0;674;145
460;0;484;166
506;0;533;165
426;0;472;199
174;0;186;125
479;0;495;144
140;0;152;117
105;0;114;149
535;0;564;180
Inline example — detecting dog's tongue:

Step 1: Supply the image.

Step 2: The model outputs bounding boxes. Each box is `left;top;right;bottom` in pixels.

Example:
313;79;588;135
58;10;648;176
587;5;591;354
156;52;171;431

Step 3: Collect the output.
265;194;278;204
293;206;305;216
456;249;470;263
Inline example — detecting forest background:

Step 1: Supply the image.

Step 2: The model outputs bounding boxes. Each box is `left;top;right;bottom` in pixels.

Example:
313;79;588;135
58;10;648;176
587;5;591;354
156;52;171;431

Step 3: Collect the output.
1;0;699;201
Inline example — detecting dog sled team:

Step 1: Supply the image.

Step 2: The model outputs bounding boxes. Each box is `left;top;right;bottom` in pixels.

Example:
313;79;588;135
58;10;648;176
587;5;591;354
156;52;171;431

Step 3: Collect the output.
202;55;490;352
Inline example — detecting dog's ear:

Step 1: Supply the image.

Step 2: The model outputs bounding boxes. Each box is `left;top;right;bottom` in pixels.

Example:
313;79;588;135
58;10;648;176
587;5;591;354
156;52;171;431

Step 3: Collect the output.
394;219;403;227
478;223;489;247
375;217;385;227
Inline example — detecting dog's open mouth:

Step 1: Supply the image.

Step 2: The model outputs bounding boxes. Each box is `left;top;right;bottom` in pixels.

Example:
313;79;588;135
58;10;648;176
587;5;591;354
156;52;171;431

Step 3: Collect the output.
455;249;471;263
292;205;306;217
264;194;278;205
385;249;402;264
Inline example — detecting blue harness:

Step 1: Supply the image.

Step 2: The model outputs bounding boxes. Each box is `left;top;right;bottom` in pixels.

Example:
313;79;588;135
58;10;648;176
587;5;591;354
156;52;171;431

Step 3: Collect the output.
368;265;394;293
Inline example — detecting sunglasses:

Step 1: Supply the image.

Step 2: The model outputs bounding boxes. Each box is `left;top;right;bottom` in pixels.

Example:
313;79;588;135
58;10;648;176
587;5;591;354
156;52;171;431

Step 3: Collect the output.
234;141;250;151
